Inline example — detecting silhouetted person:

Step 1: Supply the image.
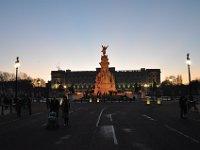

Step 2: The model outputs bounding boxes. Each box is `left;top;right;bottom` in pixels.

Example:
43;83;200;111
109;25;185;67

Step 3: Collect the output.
46;97;50;109
189;95;198;112
61;95;70;126
133;96;136;101
3;96;9;105
27;97;32;115
16;98;22;117
9;97;13;113
50;98;59;117
179;95;188;118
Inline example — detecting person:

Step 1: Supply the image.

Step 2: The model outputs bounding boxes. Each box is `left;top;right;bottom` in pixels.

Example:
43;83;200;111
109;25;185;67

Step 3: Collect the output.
179;95;188;118
61;95;70;126
46;97;50;109
133;95;136;101
3;96;9;105
16;97;22;117
27;96;32;115
50;97;60;117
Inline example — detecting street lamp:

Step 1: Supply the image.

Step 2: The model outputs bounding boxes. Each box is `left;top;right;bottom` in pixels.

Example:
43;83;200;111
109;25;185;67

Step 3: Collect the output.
15;57;20;100
186;53;191;95
37;79;41;102
14;57;20;113
186;53;191;83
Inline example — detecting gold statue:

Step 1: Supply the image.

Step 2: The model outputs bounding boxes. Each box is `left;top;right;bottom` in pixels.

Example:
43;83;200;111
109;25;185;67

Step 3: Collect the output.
101;45;108;55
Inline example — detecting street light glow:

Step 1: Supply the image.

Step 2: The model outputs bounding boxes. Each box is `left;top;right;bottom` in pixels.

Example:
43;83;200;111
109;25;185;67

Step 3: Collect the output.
186;53;192;86
186;53;191;65
38;80;41;84
186;60;191;65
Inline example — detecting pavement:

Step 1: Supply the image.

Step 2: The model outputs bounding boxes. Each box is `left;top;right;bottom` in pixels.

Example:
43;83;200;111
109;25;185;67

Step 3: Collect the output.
1;101;200;150
1;100;199;121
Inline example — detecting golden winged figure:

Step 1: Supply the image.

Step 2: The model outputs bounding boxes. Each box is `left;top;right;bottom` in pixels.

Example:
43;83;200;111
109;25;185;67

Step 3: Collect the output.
101;45;108;55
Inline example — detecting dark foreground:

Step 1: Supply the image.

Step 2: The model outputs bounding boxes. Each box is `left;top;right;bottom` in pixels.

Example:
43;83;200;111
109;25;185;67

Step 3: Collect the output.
0;100;200;150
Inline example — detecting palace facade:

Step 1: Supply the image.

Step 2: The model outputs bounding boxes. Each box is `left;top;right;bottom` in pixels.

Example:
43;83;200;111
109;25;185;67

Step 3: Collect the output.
51;67;161;94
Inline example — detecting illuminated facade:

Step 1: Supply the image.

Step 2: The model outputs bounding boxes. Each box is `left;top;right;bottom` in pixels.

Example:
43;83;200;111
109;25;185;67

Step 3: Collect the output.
51;70;65;89
51;68;161;93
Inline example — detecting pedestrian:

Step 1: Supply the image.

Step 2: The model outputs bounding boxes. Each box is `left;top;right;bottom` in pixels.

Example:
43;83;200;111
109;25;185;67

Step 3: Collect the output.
27;96;32;115
133;95;136;101
50;97;59;117
46;97;50;109
61;95;70;126
179;95;188;118
16;97;22;117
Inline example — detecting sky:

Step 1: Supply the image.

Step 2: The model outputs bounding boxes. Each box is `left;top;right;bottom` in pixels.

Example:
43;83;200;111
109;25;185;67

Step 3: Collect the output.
0;0;199;83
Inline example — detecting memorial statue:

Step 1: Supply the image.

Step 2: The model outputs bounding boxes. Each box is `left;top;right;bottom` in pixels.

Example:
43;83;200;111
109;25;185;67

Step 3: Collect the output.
101;45;108;56
94;45;116;95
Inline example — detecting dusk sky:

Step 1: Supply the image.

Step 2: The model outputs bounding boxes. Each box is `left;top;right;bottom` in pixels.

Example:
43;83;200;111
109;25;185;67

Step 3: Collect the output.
0;0;199;83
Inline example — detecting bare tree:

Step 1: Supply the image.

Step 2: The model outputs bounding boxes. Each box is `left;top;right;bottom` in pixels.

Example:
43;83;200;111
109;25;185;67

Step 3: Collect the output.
0;71;32;81
18;72;32;80
0;72;4;81
32;78;46;87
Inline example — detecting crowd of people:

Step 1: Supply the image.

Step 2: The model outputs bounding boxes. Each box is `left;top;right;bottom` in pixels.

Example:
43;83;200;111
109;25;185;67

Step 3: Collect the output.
0;95;32;117
48;93;70;126
0;92;71;127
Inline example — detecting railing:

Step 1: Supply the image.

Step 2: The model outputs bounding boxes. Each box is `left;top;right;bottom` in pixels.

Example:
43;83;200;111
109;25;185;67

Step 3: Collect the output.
1;104;15;115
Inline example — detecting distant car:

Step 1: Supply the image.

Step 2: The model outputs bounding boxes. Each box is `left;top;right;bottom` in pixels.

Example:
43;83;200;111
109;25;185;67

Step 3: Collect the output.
161;96;171;101
145;96;151;99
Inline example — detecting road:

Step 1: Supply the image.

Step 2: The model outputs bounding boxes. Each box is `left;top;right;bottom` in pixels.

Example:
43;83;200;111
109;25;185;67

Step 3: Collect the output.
0;100;200;150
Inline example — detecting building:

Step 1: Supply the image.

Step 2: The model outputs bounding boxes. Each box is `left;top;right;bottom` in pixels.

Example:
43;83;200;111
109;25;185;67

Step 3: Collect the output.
51;67;161;94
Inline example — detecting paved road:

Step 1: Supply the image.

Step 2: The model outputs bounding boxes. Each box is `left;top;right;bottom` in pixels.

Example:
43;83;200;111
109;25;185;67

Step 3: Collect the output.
0;101;200;150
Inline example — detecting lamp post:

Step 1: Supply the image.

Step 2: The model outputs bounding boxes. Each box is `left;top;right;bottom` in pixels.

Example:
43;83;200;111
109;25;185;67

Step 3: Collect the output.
144;84;149;96
37;79;41;101
15;57;20;100
14;57;20;115
186;53;191;96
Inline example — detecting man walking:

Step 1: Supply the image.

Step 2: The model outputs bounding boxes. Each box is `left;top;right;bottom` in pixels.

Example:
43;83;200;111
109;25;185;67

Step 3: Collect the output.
27;96;32;115
179;95;188;118
61;94;70;126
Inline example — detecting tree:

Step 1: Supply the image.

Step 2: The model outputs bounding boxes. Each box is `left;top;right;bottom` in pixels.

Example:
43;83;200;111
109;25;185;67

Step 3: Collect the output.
18;72;32;80
32;78;46;87
160;80;173;87
0;71;32;81
0;72;15;81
